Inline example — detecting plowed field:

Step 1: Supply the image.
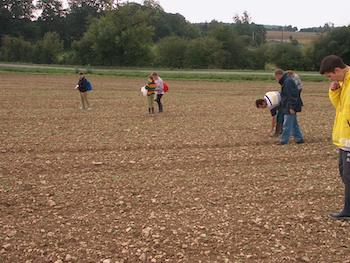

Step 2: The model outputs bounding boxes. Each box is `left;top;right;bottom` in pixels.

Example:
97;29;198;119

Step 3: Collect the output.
1;73;348;263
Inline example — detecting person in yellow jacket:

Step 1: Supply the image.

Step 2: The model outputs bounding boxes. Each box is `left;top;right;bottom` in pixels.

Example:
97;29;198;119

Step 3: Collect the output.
320;55;350;220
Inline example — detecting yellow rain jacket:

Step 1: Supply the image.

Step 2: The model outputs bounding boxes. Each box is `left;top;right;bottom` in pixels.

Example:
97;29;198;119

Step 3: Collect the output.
329;70;350;148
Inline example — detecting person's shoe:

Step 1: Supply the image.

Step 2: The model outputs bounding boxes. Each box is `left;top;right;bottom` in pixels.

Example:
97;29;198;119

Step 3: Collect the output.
276;141;287;145
296;139;305;144
329;212;350;220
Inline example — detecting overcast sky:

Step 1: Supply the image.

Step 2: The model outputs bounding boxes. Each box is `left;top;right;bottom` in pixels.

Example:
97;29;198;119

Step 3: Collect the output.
129;0;350;30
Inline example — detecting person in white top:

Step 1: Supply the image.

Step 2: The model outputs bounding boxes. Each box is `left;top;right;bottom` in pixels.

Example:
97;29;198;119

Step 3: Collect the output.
255;91;283;137
152;72;164;113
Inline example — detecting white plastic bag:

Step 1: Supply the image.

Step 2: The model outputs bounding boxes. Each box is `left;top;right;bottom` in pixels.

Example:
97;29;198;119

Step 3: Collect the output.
141;86;147;96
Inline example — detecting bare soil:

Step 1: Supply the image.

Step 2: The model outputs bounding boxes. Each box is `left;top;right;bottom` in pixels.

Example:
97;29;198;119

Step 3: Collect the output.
266;31;323;44
0;73;349;263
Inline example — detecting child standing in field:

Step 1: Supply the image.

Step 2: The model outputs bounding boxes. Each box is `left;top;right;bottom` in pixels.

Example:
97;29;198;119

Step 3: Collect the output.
152;72;164;113
145;75;156;114
75;72;91;110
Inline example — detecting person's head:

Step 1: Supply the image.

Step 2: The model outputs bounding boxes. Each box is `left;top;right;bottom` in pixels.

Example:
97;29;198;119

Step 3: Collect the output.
287;70;295;76
255;98;267;108
79;71;85;80
148;74;154;81
319;55;347;82
274;68;284;82
151;72;159;80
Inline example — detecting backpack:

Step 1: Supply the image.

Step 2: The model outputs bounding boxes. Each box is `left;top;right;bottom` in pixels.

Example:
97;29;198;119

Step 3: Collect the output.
86;80;93;91
163;81;169;92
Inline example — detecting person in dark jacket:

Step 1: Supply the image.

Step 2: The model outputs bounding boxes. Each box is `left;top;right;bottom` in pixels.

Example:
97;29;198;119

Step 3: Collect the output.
274;68;304;145
75;72;91;110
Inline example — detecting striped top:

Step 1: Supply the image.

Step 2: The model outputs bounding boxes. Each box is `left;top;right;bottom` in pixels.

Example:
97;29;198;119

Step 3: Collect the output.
264;91;281;110
145;78;157;95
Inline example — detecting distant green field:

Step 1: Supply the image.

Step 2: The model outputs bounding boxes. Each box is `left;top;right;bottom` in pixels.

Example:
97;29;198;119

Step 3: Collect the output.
0;62;326;82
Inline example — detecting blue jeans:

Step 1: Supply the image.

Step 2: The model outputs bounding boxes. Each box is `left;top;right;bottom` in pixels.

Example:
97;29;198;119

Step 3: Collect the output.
280;114;303;144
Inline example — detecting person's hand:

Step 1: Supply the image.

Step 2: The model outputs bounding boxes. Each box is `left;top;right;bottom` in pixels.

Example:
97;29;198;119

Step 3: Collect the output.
74;85;79;89
289;109;296;114
330;81;340;91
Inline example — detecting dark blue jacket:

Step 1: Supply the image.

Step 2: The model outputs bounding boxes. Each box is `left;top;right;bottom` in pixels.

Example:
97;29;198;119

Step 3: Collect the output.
78;77;88;93
279;73;302;114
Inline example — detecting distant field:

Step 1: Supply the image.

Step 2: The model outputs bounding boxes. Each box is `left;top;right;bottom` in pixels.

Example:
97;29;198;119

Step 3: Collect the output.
266;30;325;44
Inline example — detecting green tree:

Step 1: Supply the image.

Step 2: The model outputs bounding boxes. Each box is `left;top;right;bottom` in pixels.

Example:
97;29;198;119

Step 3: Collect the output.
143;0;162;10
152;12;199;40
68;0;116;12
73;3;154;66
266;42;304;70
36;0;66;42
154;36;187;68
32;32;64;63
246;46;267;69
65;0;101;45
2;0;34;19
0;35;33;61
0;0;38;41
208;23;248;68
184;37;224;68
312;26;350;67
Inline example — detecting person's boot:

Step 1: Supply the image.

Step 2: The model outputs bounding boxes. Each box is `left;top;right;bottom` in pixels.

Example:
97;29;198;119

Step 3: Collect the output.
159;104;163;113
148;108;151;114
151;107;155;114
330;190;350;220
329;211;350;220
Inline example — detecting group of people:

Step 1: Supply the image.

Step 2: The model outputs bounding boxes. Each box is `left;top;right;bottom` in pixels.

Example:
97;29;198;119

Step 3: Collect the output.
74;55;350;221
256;55;350;221
74;71;166;114
256;69;304;145
144;72;165;114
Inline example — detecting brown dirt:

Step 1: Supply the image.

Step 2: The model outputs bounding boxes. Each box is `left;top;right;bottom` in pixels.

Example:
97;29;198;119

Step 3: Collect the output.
0;73;348;263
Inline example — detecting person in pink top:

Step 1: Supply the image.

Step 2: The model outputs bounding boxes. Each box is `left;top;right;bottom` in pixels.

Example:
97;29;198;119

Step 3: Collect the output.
152;72;165;113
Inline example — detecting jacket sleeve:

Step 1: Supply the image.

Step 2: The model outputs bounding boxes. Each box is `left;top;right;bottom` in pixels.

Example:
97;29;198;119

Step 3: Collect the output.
329;88;342;109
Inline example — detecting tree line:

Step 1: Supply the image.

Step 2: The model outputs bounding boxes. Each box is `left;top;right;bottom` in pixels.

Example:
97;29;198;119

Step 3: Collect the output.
1;0;349;70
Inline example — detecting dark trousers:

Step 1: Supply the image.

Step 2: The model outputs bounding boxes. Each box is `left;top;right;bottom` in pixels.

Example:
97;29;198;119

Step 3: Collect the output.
275;111;284;135
338;149;350;214
156;94;163;112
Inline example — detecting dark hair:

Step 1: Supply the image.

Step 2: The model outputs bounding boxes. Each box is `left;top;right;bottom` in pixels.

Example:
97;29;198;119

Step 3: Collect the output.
79;71;84;75
255;99;265;108
319;55;346;74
